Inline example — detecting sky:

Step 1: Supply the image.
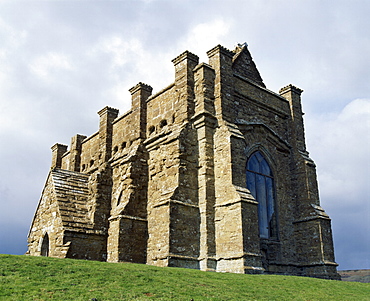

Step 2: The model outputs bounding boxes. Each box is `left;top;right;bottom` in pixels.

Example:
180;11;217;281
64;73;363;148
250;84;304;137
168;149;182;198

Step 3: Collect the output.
0;0;369;271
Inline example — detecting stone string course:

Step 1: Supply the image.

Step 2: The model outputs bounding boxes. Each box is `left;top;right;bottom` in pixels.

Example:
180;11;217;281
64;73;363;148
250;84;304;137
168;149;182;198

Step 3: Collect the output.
27;43;340;280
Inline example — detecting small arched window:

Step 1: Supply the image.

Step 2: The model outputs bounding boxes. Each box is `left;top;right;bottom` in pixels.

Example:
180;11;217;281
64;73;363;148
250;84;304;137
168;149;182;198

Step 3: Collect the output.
40;233;49;257
246;151;278;239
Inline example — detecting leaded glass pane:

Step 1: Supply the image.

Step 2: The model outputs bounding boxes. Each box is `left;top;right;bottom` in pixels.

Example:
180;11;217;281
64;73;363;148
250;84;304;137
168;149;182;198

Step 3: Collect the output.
247;155;259;172
257;174;268;238
255;151;264;163
266;178;274;218
266;177;277;239
247;171;256;198
260;158;272;176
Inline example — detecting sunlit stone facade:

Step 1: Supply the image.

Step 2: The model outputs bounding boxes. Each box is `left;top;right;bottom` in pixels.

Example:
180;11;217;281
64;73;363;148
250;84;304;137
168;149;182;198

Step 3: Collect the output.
27;43;340;279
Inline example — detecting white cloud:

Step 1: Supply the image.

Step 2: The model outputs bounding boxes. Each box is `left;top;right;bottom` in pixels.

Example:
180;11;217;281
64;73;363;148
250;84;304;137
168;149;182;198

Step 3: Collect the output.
179;19;232;62
307;98;370;203
0;17;27;94
91;36;144;70
0;16;27;50
88;36;166;109
305;98;370;269
84;18;232;110
29;52;73;80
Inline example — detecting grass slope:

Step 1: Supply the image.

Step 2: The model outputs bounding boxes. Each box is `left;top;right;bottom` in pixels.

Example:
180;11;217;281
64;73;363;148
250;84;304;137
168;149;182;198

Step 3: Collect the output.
0;254;369;301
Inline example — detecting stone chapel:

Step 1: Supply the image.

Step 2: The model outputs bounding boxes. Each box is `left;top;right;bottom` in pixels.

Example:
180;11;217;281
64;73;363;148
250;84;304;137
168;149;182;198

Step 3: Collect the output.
27;43;340;279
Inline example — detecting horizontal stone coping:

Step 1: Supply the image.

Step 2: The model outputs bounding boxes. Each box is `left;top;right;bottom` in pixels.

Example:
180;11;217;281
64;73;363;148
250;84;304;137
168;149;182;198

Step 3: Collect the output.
293;215;331;223
158;253;264;262
159;254;200;261
153;199;199;209
146;83;175;103
217;252;261;261
267;261;339;268
112;108;133;125
81;130;99;144
108;215;147;222
215;198;258;208
64;228;106;235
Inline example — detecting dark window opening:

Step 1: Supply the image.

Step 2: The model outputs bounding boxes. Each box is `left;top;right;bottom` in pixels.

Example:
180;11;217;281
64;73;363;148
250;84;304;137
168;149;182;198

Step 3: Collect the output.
246;151;278;239
40;233;49;257
160;119;167;128
148;126;155;135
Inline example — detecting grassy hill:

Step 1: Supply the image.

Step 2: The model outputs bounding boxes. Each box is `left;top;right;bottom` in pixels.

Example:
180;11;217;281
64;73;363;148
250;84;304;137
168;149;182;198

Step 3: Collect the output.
0;254;369;300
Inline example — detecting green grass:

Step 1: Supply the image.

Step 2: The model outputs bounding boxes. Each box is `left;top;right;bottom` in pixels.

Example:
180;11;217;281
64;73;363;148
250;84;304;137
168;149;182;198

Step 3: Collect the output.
0;254;369;300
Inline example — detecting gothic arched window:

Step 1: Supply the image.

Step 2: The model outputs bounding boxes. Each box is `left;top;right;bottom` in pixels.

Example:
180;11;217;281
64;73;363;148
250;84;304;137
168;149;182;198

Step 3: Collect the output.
246;151;278;239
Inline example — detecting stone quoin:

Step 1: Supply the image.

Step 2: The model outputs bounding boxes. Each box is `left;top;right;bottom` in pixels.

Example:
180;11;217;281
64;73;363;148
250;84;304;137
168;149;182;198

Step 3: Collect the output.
27;43;340;279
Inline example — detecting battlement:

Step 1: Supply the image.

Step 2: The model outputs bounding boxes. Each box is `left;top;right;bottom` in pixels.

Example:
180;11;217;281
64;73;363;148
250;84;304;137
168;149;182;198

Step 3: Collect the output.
279;84;304;95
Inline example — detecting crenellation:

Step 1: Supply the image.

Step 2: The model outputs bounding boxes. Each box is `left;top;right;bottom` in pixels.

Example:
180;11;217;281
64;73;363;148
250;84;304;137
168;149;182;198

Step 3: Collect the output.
207;44;234;59
279;84;304;95
171;50;199;66
27;43;340;280
51;143;68;169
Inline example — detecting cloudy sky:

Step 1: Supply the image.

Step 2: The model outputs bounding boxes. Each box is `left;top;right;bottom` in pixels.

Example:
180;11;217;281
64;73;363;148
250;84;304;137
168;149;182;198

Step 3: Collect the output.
0;0;369;271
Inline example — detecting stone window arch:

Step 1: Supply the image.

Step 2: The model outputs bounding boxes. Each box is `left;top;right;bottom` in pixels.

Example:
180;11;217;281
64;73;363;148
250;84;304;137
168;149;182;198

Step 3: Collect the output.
246;151;278;239
40;233;49;257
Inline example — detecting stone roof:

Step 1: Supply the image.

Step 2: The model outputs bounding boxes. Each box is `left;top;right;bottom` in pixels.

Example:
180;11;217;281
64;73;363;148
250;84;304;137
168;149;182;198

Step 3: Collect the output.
51;168;93;231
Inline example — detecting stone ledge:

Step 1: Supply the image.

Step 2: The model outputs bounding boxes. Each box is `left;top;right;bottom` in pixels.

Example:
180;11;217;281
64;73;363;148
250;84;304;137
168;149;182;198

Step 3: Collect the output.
153;199;199;209
216;252;261;261
108;215;147;222
293;215;331;224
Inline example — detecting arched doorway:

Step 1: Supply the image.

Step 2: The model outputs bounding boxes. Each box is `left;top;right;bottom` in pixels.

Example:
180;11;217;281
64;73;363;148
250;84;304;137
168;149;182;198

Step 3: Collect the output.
40;233;49;257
